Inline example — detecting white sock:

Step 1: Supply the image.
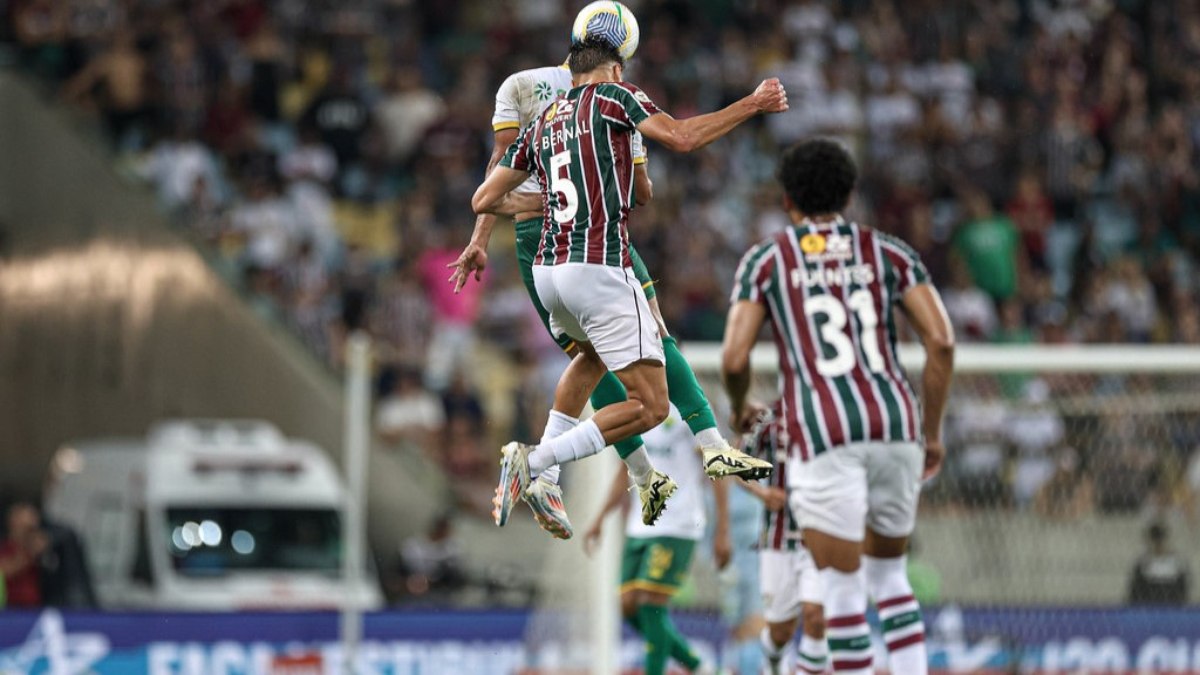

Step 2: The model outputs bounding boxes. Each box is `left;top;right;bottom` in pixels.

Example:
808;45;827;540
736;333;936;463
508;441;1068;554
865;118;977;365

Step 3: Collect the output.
760;626;787;673
622;446;654;487
527;419;605;475
695;427;724;448
797;632;829;674
820;567;872;674
536;411;579;484
865;555;927;675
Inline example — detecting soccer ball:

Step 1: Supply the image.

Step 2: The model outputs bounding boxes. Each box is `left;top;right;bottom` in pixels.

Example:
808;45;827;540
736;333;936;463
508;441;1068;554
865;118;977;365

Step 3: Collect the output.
571;1;641;61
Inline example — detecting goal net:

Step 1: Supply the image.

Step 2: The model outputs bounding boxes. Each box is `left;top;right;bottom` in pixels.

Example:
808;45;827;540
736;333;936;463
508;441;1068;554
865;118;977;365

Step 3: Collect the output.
675;342;1200;674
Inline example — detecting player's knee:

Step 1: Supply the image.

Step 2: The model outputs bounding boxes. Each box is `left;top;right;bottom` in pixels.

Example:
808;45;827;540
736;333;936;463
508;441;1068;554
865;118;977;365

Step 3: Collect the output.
768;621;795;647
620;593;638;619
801;603;826;638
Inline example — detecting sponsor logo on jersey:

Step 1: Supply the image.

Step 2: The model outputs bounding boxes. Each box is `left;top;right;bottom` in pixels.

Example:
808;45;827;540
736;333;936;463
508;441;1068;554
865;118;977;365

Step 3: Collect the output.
633;89;652;104
536;81;553;101
800;233;853;262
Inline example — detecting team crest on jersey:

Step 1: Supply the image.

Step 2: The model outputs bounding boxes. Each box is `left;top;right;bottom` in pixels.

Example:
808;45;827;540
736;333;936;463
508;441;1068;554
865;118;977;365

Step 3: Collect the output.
800;232;853;262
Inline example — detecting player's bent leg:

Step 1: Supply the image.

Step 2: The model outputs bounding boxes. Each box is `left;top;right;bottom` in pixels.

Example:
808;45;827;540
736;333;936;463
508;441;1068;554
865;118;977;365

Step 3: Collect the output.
796;546;830;674
589;371;647;460
609;360;677;525
797;602;829;675
761;617;798;675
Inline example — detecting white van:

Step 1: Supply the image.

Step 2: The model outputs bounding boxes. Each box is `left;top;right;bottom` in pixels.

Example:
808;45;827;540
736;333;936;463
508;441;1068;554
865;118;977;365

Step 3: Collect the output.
44;419;383;610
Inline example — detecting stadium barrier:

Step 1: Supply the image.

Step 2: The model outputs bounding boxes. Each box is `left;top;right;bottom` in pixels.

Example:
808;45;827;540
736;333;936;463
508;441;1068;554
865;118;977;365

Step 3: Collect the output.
1;607;1199;674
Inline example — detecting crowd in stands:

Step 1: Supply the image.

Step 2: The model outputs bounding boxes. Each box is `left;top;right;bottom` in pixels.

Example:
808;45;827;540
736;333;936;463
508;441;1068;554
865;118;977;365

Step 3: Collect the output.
5;0;1200;522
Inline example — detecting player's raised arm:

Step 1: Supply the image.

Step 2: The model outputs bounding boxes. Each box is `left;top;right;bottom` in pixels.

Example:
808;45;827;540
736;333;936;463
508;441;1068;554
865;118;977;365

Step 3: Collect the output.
899;283;956;479
636;78;788;153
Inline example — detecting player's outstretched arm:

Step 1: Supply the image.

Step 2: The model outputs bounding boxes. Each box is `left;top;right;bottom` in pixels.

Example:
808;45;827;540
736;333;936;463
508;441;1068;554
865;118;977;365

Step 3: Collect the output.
471;166;538;215
449;129;521;292
583;466;633;556
900;284;956;479
721;300;768;431
637;78;788;153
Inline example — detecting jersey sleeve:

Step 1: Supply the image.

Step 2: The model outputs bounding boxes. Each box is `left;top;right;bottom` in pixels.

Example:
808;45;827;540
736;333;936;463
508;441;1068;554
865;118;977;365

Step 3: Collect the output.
730;240;777;304
499;124;536;173
878;233;931;299
596;82;664;130
492;73;522;132
632;131;647;165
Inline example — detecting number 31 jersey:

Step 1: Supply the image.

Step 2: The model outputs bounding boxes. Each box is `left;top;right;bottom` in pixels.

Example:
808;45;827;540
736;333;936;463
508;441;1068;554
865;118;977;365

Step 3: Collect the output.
500;81;661;268
730;218;930;459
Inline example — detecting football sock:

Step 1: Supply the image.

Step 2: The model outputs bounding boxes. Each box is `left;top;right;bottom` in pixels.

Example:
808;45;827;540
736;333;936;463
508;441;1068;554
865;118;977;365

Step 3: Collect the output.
865;555;927;675
662;336;719;436
637;605;671;675
589;371;644;459
822;567;872;674
528;420;605;475
760;627;787;673
663;614;701;670
536;411;579;484
797;633;830;674
623;447;654;487
695;427;724;448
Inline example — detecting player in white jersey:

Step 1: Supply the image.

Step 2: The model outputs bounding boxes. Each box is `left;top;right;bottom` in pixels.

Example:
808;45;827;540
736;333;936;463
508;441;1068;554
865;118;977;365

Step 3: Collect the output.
583;406;731;675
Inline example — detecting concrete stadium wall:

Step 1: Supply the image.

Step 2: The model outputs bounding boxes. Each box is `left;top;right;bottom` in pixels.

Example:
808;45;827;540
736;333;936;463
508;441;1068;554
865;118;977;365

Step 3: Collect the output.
0;72;445;560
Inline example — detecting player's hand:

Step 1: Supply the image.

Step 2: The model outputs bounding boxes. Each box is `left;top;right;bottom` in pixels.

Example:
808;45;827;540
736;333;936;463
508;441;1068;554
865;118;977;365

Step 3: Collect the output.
761;487;787;513
713;529;732;570
923;439;946;481
582;521;603;557
751;78;789;114
446;241;488;293
730;400;768;434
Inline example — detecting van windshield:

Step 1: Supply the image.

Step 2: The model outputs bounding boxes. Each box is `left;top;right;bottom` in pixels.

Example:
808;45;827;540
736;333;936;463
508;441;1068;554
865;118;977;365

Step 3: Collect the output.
166;507;341;576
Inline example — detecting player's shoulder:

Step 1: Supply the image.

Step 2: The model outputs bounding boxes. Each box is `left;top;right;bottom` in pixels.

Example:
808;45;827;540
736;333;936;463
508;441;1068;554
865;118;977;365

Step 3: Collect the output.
499;65;570;91
868;225;922;261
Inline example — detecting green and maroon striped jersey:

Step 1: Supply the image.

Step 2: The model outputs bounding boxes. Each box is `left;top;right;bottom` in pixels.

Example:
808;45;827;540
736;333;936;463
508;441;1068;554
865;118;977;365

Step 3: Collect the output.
500;81;662;267
744;403;802;552
731;218;930;459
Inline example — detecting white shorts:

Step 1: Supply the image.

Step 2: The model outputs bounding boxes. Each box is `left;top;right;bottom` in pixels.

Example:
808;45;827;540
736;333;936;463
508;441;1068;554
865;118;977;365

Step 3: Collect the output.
759;547;821;624
532;263;664;371
790;442;923;542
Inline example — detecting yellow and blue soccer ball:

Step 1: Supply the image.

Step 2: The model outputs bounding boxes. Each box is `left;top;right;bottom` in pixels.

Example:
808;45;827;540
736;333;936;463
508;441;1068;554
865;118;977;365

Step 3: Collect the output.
571;1;640;61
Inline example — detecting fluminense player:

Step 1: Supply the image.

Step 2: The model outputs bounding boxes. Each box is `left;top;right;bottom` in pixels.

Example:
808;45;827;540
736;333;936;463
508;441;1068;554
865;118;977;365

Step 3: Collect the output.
741;405;828;675
721;140;955;674
583;406;729;675
450;7;772;542
472;39;787;531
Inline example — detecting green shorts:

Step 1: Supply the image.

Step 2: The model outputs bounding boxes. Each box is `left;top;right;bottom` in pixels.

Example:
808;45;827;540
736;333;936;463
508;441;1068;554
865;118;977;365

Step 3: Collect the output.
620;535;696;596
515;217;655;352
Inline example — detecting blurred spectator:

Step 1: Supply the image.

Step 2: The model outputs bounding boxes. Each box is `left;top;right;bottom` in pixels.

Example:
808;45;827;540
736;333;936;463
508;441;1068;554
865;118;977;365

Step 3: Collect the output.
38;514;97;609
395;514;464;601
0;503;48;608
229;173;299;272
1007;380;1065;508
1006;171;1054;271
300;68;371;177
1033;447;1095;520
418;230;484;391
136;123;224;211
61;27;148;149
954;189;1022;302
376;67;445;165
941;258;997;342
376;366;445;451
1127;523;1190;605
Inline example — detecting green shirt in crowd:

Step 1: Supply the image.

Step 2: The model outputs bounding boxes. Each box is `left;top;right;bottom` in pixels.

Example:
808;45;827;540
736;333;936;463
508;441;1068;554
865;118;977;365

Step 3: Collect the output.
955;215;1019;301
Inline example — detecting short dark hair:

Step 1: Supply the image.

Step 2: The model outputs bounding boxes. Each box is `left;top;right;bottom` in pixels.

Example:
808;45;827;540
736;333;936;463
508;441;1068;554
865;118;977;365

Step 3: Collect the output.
568;37;624;75
777;139;858;215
